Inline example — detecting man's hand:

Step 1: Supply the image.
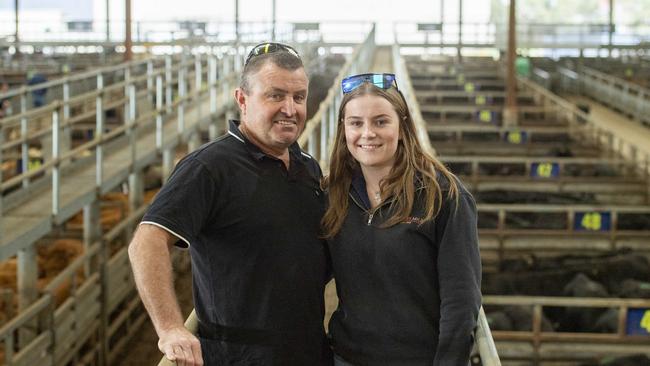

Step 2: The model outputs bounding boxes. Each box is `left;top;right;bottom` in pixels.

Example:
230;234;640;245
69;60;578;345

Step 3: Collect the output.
158;326;203;366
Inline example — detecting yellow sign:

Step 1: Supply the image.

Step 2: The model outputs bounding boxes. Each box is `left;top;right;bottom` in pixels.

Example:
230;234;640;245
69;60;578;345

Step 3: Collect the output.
476;95;486;105
478;110;492;123
28;159;42;171
464;83;475;93
507;131;522;144
641;310;650;332
581;212;603;231
536;163;553;178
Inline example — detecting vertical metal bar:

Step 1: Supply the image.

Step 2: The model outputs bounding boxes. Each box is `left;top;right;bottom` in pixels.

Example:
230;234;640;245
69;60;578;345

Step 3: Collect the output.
272;0;277;41
14;0;19;53
96;73;104;188
222;56;231;99
105;0;110;42
52;107;60;216
124;0;133;61
82;201;100;276
146;60;154;101
440;0;444;45
17;244;37;344
457;0;463;59
129;84;137;166
4;333;13;364
320;112;327;163
62;80;71;159
195;54;203;125
308;129;316;157
20;92;28;188
209;56;218;140
162;148;173;183
608;0;614;57
124;67;130;128
156;75;163;149
165;55;172;113
178;65;186;133
235;0;240;42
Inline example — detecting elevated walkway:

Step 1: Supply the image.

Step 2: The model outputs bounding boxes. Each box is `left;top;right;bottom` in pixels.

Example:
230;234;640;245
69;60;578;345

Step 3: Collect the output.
564;94;650;160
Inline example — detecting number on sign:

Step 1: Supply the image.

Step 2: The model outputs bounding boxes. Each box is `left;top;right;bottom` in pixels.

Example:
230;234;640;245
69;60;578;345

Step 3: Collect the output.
580;212;603;231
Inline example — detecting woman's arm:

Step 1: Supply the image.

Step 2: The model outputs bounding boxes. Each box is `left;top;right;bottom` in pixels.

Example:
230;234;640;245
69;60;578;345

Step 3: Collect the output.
434;192;482;366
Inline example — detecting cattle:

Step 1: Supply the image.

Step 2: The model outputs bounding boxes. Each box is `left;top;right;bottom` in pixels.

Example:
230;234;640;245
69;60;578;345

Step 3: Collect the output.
616;279;650;298
556;273;609;332
579;354;650;366
486;306;554;332
484;250;650;296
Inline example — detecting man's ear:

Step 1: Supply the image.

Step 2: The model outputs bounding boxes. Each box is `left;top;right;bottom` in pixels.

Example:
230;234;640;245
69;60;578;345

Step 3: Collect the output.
235;88;246;115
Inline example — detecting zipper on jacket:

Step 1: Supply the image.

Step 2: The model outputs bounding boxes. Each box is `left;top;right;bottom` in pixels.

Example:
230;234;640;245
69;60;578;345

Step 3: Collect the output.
349;192;385;226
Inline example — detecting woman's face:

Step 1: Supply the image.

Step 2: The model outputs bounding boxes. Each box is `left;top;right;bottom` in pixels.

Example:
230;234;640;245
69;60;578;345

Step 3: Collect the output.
343;94;400;172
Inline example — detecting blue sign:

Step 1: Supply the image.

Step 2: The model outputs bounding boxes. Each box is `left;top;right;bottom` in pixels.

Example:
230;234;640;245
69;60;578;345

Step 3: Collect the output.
626;308;650;336
573;211;612;231
530;162;559;178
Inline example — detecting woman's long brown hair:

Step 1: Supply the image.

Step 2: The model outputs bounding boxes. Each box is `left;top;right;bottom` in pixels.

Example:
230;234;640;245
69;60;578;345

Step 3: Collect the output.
321;82;459;238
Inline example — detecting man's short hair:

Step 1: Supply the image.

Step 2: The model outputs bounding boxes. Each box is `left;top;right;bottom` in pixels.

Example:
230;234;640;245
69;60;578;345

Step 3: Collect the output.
239;50;305;94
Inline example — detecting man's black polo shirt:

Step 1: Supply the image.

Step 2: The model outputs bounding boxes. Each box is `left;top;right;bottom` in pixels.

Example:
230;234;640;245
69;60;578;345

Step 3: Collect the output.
142;120;331;365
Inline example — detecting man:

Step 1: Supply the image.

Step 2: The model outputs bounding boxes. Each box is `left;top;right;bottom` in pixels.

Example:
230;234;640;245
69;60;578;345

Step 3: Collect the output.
128;43;331;366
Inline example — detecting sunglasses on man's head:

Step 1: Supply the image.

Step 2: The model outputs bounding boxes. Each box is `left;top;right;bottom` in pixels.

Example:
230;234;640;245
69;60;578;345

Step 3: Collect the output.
341;73;398;94
244;42;301;67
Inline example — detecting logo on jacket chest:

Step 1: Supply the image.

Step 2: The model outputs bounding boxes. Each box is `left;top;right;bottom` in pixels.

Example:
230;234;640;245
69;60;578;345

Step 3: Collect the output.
402;216;423;225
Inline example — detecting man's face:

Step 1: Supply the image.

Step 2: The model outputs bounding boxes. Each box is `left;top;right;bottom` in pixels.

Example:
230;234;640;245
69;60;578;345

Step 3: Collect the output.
235;62;308;154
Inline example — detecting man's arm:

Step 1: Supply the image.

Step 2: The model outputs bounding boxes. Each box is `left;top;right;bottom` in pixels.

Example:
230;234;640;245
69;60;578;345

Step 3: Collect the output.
128;224;203;366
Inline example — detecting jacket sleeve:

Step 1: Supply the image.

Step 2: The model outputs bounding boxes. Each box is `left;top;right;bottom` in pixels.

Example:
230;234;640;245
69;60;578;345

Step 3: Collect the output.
433;192;482;366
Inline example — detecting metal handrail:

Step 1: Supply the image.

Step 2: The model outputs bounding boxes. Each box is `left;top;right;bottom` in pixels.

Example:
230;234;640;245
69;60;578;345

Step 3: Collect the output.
392;44;433;156
577;65;650;126
476;307;502;366
518;76;650;178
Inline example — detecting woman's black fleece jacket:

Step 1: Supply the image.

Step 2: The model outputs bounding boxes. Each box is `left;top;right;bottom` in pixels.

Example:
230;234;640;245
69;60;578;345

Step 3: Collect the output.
328;173;482;366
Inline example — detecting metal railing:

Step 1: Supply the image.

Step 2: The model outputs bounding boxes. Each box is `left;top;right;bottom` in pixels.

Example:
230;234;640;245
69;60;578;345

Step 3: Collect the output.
573;66;650;126
0;49;244;255
483;295;650;362
517;76;650;179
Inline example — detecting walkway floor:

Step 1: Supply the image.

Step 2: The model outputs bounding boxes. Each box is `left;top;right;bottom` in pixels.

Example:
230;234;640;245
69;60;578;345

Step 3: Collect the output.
563;94;650;158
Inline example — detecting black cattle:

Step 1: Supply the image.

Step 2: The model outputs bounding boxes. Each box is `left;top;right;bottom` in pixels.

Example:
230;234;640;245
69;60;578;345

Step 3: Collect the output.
592;308;619;333
580;354;650;366
486;306;554;332
484;250;650;297
554;273;609;332
616;279;650;298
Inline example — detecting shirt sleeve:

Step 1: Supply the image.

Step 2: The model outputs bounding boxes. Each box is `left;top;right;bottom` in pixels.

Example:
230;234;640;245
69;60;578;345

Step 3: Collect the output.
433;192;482;366
141;157;218;248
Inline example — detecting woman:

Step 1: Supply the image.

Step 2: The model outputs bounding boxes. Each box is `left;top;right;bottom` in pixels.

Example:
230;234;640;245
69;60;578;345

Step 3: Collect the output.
322;73;482;366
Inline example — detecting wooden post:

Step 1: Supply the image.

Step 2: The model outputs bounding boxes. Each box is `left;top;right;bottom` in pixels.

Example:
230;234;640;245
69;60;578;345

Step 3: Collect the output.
457;0;462;59
504;0;518;127
14;0;19;54
124;0;133;61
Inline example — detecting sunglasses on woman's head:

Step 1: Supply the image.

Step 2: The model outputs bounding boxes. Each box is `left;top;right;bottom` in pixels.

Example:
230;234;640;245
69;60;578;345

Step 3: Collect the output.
341;73;398;94
244;42;301;67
